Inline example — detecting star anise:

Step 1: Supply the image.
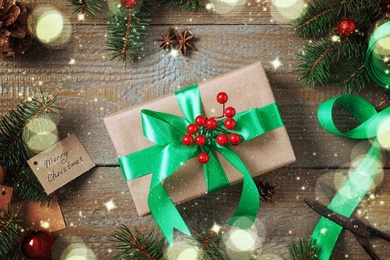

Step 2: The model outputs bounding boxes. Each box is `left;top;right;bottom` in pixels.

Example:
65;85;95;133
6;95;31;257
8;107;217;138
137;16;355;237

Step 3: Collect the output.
158;27;176;50
174;28;195;56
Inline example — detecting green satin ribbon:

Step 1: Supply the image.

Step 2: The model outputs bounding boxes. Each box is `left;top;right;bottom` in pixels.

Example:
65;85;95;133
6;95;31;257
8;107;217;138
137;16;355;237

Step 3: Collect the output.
313;94;390;259
119;84;284;245
366;21;390;89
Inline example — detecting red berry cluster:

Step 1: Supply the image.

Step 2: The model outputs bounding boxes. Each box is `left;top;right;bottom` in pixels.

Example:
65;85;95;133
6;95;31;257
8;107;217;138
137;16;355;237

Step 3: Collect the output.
181;92;242;164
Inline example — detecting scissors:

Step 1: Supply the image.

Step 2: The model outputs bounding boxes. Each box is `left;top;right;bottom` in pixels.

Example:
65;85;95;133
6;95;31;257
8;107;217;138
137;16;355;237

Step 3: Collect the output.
304;199;390;260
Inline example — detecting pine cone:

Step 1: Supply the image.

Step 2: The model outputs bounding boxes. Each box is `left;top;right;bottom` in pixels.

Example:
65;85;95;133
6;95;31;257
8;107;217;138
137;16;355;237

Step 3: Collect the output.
379;0;390;18
0;0;33;57
258;180;276;202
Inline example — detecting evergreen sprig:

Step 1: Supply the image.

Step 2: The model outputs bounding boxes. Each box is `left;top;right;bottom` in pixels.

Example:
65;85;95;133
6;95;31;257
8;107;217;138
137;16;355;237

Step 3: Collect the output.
0;92;59;204
68;0;104;16
288;237;319;260
163;0;205;11
0;207;22;258
292;0;381;92
107;4;151;64
112;225;165;260
191;226;225;260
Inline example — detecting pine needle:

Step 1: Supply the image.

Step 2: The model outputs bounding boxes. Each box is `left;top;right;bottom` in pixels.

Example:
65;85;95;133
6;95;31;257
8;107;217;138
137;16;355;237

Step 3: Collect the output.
68;0;104;16
191;226;224;260
0;207;22;258
112;225;165;260
288;237;319;260
107;4;151;64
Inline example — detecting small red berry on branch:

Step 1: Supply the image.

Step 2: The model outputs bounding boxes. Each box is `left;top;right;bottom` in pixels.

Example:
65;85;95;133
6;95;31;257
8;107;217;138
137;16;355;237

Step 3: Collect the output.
195;115;206;126
187;124;198;135
229;133;241;146
216;134;228;146
224;118;236;130
224;106;236;117
182;134;194;146
205;118;217;129
195;135;207;146
216;92;228;104
198;152;209;164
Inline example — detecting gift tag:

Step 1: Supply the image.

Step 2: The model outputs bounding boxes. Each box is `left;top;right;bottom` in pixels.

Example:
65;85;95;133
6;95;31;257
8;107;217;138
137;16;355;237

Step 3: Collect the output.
0;185;13;212
11;201;66;232
27;134;95;194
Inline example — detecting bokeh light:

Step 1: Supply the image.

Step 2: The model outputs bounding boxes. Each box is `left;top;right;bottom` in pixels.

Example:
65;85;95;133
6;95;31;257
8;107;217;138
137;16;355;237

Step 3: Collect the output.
222;217;266;259
270;0;305;24
60;243;96;260
208;0;246;15
377;118;390;149
164;241;199;260
23;117;59;154
31;5;72;47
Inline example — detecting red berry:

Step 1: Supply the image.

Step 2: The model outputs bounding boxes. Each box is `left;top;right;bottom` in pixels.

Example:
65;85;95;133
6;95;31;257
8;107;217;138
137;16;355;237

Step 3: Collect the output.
337;18;356;37
229;133;241;146
224;118;236;130
198;152;209;164
216;92;228;104
195;135;207;146
182;134;194;146
205;118;217;129
224;106;236;117
187;124;198;135
195;115;206;126
121;0;137;8
216;134;228;146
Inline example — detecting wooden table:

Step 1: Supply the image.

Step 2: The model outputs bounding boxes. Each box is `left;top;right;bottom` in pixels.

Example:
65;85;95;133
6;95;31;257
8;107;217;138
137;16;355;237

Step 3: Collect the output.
1;1;390;259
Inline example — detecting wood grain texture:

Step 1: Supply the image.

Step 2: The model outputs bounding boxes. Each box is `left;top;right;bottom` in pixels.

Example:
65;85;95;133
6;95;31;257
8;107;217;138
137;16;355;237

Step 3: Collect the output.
1;1;390;259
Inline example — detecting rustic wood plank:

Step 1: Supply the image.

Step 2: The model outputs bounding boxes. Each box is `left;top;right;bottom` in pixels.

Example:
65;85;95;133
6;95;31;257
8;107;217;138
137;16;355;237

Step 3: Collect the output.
55;167;390;259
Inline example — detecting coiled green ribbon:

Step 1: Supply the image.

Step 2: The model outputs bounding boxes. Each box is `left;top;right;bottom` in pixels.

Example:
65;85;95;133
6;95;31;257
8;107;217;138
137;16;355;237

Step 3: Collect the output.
118;84;285;245
366;21;390;89
313;94;390;259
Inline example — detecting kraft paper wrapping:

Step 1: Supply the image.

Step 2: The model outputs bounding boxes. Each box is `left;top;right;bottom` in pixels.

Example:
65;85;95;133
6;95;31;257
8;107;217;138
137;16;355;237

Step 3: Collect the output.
104;62;296;216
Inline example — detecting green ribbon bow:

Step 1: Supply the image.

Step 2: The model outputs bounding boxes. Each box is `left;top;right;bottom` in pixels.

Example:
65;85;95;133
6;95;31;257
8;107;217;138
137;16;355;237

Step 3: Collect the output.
366;21;390;89
119;84;284;245
313;94;390;259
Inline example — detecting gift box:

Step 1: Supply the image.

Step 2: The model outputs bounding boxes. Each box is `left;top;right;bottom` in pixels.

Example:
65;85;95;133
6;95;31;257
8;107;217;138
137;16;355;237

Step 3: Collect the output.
104;62;296;216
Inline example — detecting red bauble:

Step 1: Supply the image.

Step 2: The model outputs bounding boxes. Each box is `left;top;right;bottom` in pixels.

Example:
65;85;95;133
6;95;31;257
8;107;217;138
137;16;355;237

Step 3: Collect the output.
229;133;241;146
21;230;54;260
224;118;236;130
198;152;209;164
182;134;194;146
195;135;207;146
121;0;137;8
224;106;236;118
187;124;198;135
205;118;217;129
216;92;228;104
195;115;206;126
337;18;357;37
216;134;228;146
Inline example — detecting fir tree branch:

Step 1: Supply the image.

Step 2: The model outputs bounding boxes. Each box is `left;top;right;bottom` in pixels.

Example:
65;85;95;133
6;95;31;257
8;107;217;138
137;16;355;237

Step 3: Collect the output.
292;0;334;38
68;0;104;16
288;237;319;260
0;207;22;258
192;226;224;260
112;225;165;260
338;60;372;92
107;4;151;64
163;0;205;11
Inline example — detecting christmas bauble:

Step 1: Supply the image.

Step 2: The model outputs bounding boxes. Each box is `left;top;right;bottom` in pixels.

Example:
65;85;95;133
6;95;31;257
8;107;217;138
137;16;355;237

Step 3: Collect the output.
337;18;357;37
21;230;54;260
121;0;137;8
0;164;6;184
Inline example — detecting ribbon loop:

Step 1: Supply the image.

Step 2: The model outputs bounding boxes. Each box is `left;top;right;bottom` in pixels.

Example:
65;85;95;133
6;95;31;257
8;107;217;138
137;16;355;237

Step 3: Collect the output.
313;94;390;259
